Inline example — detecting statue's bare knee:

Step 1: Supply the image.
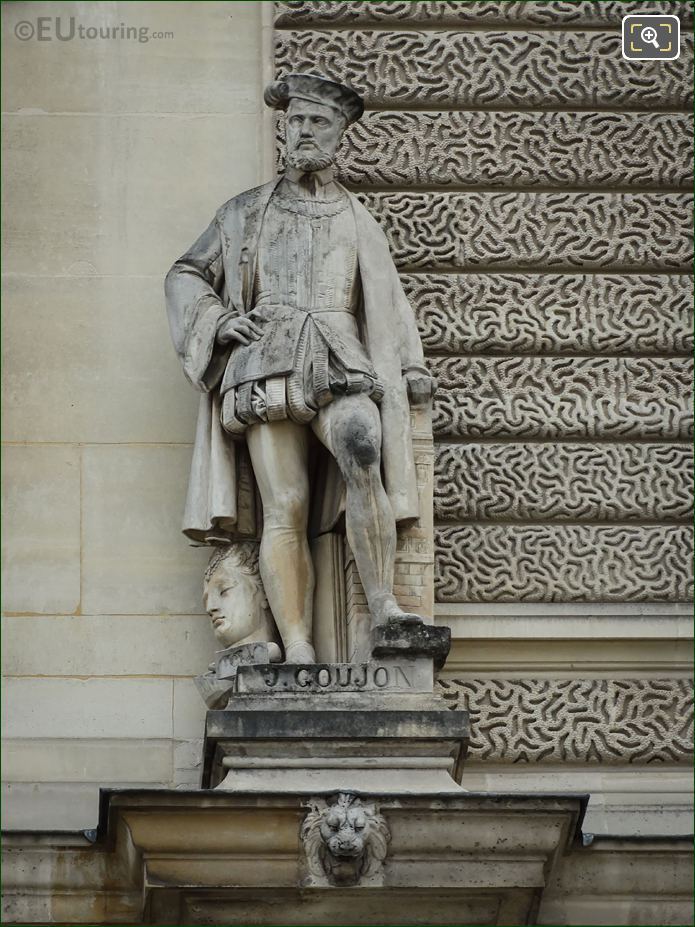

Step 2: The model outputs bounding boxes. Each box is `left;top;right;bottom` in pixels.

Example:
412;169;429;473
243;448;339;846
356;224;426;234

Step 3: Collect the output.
332;405;382;477
261;486;310;532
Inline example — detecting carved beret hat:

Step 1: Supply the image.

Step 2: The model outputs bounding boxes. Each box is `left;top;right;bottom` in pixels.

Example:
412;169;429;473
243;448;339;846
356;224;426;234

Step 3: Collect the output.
264;73;364;125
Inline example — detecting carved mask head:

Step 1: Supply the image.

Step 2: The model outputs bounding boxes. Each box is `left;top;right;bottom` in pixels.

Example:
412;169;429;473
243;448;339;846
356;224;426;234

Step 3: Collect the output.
203;543;269;648
319;797;369;860
301;793;391;887
285;97;345;172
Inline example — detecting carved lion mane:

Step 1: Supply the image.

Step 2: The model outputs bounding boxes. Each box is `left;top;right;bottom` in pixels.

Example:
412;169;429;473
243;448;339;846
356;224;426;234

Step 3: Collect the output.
301;793;390;886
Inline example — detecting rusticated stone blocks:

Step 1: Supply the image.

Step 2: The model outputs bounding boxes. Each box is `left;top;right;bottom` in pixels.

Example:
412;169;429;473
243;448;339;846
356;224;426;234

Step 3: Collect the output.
274;1;693;606
438;677;694;764
276;30;693;108
435;525;693;602
275;3;693;28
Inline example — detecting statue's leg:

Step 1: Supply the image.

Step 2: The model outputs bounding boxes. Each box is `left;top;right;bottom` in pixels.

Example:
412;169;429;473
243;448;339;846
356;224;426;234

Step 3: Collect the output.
246;420;316;663
312;394;419;626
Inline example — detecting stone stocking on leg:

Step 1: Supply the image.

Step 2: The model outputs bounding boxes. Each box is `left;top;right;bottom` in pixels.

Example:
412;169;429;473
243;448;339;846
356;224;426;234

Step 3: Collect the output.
247;421;316;663
313;395;422;628
342;462;405;627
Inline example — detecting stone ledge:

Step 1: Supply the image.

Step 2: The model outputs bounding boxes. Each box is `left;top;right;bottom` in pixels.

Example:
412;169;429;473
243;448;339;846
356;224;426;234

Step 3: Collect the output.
1;789;586;926
206;709;467;739
4;792;691;925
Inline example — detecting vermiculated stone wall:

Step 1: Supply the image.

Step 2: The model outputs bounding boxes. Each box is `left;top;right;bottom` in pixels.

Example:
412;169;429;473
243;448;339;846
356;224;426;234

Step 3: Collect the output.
273;0;694;605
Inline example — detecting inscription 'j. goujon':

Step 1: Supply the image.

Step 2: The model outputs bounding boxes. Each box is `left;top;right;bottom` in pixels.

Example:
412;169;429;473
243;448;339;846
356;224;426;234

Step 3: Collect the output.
236;662;422;694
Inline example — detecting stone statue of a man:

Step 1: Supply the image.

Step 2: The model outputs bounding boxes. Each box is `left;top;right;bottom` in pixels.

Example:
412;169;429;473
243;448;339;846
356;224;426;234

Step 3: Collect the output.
166;73;435;664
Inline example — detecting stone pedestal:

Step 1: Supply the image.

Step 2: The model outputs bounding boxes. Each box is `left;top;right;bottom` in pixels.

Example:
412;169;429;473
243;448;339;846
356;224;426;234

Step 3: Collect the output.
202;657;469;793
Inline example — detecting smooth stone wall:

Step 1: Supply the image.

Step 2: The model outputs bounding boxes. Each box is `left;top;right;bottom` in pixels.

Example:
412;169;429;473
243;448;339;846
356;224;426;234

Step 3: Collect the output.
1;0;269;828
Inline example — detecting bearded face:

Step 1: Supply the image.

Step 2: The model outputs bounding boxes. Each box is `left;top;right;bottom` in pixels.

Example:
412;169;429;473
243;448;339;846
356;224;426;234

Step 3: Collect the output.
285;97;345;172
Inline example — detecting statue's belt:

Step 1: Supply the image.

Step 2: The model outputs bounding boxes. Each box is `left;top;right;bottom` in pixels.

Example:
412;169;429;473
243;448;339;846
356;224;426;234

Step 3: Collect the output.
220;303;376;394
245;302;358;322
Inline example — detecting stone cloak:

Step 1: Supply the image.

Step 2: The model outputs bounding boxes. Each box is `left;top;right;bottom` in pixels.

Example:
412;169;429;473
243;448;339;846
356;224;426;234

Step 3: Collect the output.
165;177;425;544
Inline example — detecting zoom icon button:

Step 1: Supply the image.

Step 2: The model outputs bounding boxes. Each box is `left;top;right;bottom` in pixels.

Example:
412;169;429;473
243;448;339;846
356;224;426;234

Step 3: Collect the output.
622;14;680;60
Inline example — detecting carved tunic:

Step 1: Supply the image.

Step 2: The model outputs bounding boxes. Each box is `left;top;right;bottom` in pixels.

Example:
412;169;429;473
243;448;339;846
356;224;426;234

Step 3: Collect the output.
256;184;359;316
220;173;382;435
166;173;427;539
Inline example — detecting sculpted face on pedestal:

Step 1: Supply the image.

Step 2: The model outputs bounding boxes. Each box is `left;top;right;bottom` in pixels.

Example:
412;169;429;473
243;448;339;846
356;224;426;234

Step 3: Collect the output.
203;543;275;650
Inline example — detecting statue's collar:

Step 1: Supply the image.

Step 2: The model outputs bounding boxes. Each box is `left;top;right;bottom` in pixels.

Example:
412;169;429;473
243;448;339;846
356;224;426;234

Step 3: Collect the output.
284;165;335;187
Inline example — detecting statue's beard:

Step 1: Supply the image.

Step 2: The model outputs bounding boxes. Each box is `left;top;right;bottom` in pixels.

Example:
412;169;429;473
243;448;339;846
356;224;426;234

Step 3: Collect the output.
287;146;334;173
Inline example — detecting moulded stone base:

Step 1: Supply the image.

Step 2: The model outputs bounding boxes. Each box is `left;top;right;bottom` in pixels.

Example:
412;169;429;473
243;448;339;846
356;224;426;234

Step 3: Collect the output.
200;655;466;792
203;695;470;792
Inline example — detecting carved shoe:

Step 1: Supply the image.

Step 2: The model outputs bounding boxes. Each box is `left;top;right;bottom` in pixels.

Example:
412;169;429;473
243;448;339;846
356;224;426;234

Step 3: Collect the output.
371;593;424;627
379;605;424;627
388;611;424;624
284;640;316;664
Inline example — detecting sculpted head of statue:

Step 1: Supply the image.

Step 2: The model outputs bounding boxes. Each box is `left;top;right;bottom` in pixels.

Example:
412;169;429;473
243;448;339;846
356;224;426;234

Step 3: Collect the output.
264;72;364;173
285;97;344;172
203;542;277;651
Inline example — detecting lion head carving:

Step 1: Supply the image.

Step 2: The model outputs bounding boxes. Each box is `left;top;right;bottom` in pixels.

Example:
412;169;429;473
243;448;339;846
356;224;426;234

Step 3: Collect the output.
301;793;390;886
